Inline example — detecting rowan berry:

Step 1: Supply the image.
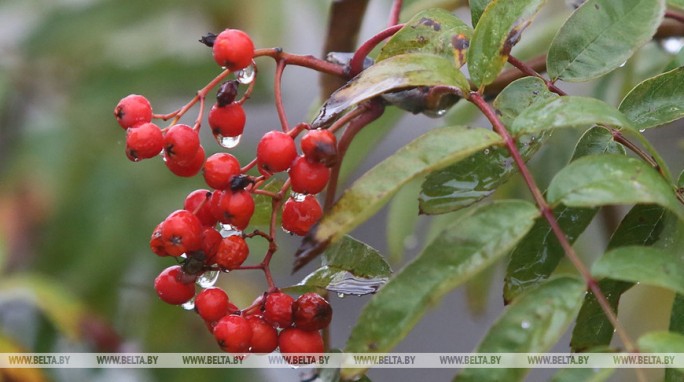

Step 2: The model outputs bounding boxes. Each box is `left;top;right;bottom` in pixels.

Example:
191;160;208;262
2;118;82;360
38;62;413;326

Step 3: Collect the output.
215;235;249;270
164;124;200;166
281;195;323;236
210;189;255;230
288;156;330;194
114;94;152;129
213;314;253;354
246;315;278;353
160;210;203;257
183;189;216;227
195;287;231;322
201;227;223;263
150;222;167;257
278;328;324;354
203;153;241;190
263;292;294;328
164;144;205;177
292;293;332;331
154;265;196;305
301;129;337;166
125;122;163;161
208;102;246;140
212;29;255;71
256;131;297;174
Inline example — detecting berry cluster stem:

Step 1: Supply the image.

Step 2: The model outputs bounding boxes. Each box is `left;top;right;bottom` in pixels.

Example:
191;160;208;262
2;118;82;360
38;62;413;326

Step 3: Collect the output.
348;24;404;77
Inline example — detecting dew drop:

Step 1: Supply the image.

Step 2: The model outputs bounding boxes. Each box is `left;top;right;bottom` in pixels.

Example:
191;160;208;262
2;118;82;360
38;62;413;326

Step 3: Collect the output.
236;64;256;84
423;108;449;118
219;223;241;237
216;134;242;149
483;148;490;155
337;293;346;299
639;129;646;133
521;320;531;329
290;192;306;202
180;253;188;259
197;270;220;288
660;37;684;54
618;61;627;68
181;298;195;311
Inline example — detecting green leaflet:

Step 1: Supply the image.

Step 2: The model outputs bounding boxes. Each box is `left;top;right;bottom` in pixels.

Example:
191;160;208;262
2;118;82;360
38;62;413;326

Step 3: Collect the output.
638;332;684;372
619;66;684;130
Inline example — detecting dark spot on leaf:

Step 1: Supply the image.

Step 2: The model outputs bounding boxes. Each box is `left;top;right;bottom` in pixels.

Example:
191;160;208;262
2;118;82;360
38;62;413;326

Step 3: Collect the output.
595;3;600;10
501;21;530;57
419;17;441;31
451;34;469;51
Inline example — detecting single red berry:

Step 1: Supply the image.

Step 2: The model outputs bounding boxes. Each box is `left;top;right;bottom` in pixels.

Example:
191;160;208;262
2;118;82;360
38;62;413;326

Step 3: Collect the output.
208;102;246;139
125;122;163;161
114;94;152;129
278;328;324;355
213;314;253;354
256;131;297;174
160;210;203;257
292;293;332;331
154;265;196;305
164;124;200;166
164;144;205;177
203;153;241;190
288;155;330;194
201;227;223;263
210;189;255;230
215;235;249;270
301;129;337;166
150;222;167;257
212;29;255;71
246;315;278;354
263;292;294;328
184;189;217;227
195;287;231;322
281;195;322;236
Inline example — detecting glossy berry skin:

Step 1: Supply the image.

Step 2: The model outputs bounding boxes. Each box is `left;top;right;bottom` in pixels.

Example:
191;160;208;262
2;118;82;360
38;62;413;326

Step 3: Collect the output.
208;102;246;139
154;265;196;305
114;94;152;129
125;122;163;161
278;328;324;355
215;235;249;270
164;124;200;166
164;144;205;177
301;129;337;167
203;153;241;190
201;227;223;263
160;210;203;257
195;287;231;322
263;292;294;328
210;189;255;230
281;195;323;236
288;156;330;194
256;131;297;174
150;222;167;257
184;189;217;227
212;29;255;71
213;314;253;354
292;293;332;331
246;315;278;353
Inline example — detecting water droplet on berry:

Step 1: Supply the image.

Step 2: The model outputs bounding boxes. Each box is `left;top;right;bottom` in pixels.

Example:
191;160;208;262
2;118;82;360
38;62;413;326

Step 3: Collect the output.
236;64;255;84
219;223;241;237
290;192;306;202
337;293;346;299
216;134;242;149
181;297;195;311
197;270;220;288
521;320;530;329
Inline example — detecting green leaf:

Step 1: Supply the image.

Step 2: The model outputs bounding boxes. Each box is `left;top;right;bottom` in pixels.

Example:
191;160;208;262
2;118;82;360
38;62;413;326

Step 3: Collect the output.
618;67;684;130
310;126;503;245
468;0;547;87
312;53;469;128
670;0;684;11
592;246;684;294
377;8;473;66
546;154;684;222
386;179;422;263
251;179;285;226
341;200;539;380
510;96;634;136
547;0;666;82
493;77;558;127
286;236;391;296
455;277;586;382
550;367;614;382
470;0;491;26
638;331;684;372
667;294;684;381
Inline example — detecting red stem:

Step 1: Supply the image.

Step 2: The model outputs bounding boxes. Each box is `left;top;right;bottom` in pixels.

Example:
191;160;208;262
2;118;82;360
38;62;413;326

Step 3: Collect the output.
388;0;403;26
273;59;290;132
507;55;566;95
665;10;684;24
348;24;404;77
254;48;346;77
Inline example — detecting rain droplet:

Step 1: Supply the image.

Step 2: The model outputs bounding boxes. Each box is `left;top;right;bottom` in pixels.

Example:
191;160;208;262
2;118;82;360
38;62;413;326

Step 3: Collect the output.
181;298;195;311
660;37;684;54
337;293;346;299
521;321;531;329
216;134;242;148
618;61;627;68
180;253;188;259
219;223;241;237
639;129;646;133
483;148;490;155
423;108;449;118
197;270;220;288
290;192;306;202
236;64;256;84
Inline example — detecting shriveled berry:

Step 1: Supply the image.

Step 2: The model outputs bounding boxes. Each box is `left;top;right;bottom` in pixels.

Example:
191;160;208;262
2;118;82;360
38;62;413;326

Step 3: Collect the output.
292;293;332;331
216;80;239;106
203;153;241;190
278;328;324;355
301;129;337;166
210;189;254;230
281;195;322;236
154;265;196;305
263;292;294;328
256;131;297;174
160;210;203;257
213;314;253;354
164;124;200;166
215;235;249;270
164;144;205;177
125;122;163;161
195;287;232;322
288;155;330;194
246;315;278;353
114;94;152;129
209;102;246;139
212;29;255;71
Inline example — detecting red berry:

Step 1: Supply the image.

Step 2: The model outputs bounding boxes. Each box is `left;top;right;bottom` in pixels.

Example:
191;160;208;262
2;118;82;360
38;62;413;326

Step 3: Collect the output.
125;122;163;161
263;292;294;328
201;227;223;263
256;131;297;174
301;129;337;166
288;156;330;194
215;235;249;270
164;124;200;166
114;94;152;129
195;287;231;322
212;29;255;71
213;314;253;353
281;195;322;236
246;316;278;354
184;189;217;227
292;293;332;331
203;153;241;190
278;328;324;355
209;102;246;139
150;222;167;257
164;144;205;177
160;210;203;257
154;265;196;305
210;189;255;230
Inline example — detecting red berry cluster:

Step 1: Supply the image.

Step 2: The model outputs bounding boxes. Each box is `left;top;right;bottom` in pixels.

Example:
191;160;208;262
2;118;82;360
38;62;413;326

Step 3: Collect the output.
114;28;336;355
